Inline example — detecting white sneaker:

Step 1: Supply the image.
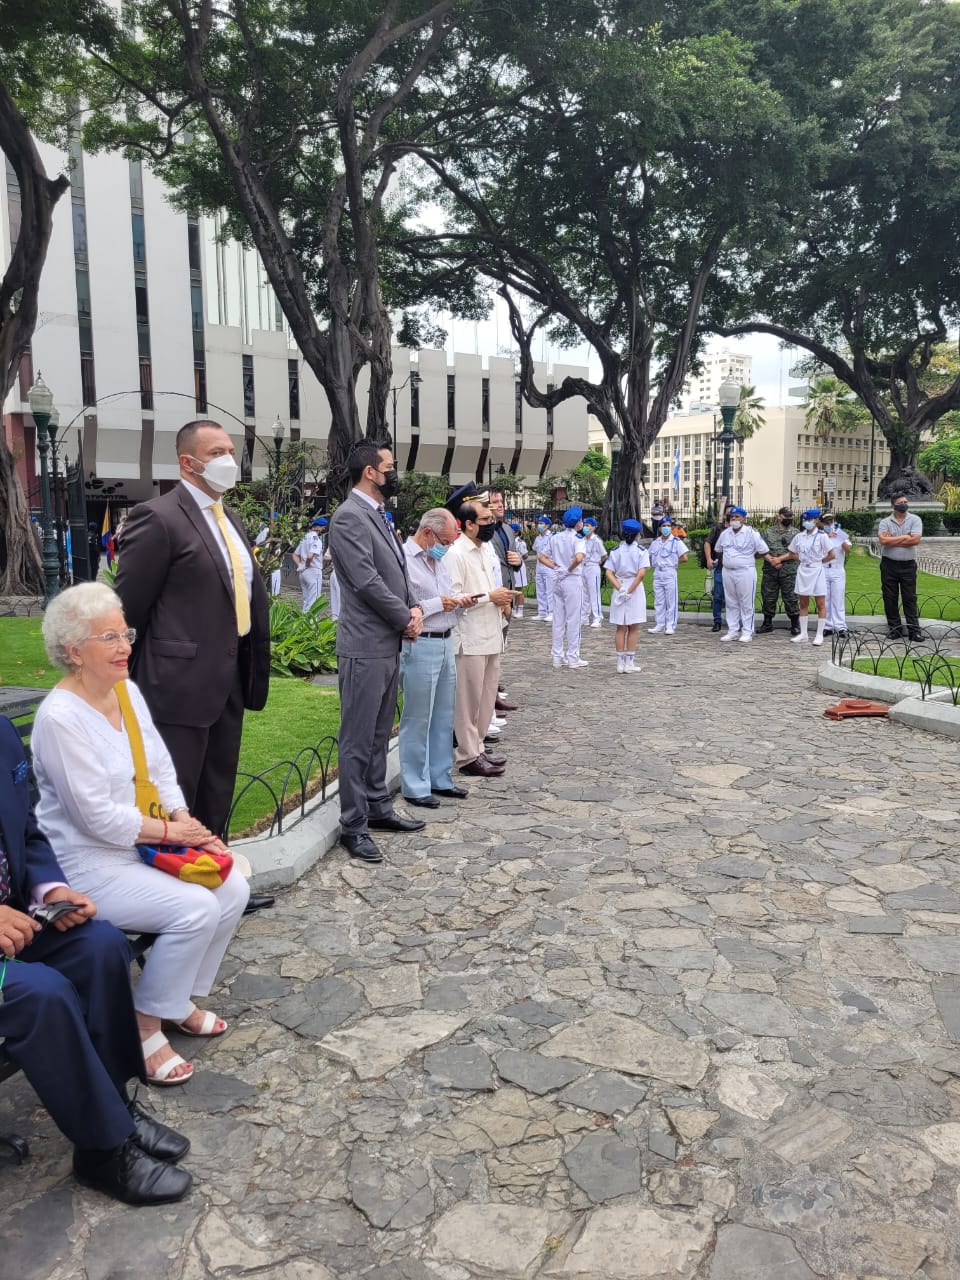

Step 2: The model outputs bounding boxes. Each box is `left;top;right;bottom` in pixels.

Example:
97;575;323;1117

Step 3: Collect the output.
739;634;752;643
491;715;507;728
648;626;664;634
544;614;553;622
665;628;676;635
552;658;563;668
591;619;603;628
567;659;589;667
720;632;737;642
485;725;502;738
790;634;807;644
625;661;641;672
812;636;824;646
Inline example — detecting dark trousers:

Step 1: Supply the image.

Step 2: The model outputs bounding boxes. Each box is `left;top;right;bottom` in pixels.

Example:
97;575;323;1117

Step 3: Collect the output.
711;568;725;623
158;665;245;837
1;920;141;1150
337;655;400;835
881;558;920;633
761;566;799;620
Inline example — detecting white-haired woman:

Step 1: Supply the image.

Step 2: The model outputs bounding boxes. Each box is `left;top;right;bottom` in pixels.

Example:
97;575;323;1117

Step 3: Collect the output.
31;582;249;1086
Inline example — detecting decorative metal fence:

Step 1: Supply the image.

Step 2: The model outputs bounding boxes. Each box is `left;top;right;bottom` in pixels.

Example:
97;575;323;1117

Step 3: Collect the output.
831;626;960;705
225;733;339;841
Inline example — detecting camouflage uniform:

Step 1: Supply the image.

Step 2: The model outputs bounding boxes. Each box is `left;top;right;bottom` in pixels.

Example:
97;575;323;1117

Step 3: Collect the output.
758;520;800;632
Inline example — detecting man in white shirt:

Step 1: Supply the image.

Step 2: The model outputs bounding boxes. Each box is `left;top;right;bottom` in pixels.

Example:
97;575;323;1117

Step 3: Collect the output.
398;509;473;807
445;502;515;777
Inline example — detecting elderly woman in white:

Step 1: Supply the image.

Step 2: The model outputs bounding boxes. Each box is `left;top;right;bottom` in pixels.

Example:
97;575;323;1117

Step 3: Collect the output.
31;582;249;1086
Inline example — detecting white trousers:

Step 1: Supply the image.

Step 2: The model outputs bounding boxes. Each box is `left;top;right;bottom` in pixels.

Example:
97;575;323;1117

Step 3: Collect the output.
722;566;757;636
536;564;555;617
328;569;341;620
77;861;249;1019
300;567;324;610
581;565;602;621
552;574;584;662
825;574;846;630
653;570;679;630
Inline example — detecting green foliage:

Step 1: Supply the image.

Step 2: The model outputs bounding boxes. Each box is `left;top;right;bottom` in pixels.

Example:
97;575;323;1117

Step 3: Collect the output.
937;484;960;514
732;386;766;441
920;511;944;537
803;378;869;437
834;510;874;535
566;450;611;506
228;443;328;581
269;598;337;679
920;435;960;485
394;471;450;533
942;511;960;533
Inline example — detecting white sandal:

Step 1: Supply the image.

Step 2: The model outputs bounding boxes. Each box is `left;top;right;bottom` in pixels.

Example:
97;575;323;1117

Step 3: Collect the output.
141;1030;194;1086
166;1001;227;1038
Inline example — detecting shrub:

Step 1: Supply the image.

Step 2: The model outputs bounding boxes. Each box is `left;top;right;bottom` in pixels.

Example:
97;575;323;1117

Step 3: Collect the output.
920;511;944;537
269;597;337;678
943;511;960;534
834;510;874;535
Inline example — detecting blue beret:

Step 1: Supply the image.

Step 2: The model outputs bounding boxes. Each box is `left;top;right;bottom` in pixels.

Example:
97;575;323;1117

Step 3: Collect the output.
509;520;521;532
622;518;642;533
537;515;552;526
660;519;672;528
563;507;583;527
730;506;748;518
583;517;598;528
311;517;328;527
384;511;394;522
802;507;822;519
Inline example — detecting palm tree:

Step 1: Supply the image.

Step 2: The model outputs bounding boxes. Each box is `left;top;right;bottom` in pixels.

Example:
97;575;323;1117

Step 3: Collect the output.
733;385;765;440
803;376;867;437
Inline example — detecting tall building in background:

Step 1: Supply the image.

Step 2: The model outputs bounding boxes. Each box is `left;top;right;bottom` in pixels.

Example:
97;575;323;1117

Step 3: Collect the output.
1;139;588;520
678;349;753;412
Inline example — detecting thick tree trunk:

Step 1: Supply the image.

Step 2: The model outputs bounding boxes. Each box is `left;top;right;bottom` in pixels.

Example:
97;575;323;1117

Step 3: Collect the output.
600;437;644;536
877;428;933;501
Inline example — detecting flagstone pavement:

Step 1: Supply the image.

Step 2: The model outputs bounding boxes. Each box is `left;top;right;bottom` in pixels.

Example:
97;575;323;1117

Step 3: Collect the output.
5;613;960;1280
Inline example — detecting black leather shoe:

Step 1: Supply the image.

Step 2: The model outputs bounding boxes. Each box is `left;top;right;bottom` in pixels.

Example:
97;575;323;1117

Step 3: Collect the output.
757;620;774;634
909;630;924;642
711;621;722;632
74;1138;193;1205
432;786;468;799
128;1098;190;1163
460;756;505;777
340;832;383;862
789;619;801;636
404;794;440;809
481;751;506;767
243;894;275;915
888;627;905;639
823;628;834;637
368;814;427;833
483;734;502;745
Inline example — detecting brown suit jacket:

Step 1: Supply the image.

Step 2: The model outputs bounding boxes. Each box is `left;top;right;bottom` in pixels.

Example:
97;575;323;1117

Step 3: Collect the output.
114;483;271;728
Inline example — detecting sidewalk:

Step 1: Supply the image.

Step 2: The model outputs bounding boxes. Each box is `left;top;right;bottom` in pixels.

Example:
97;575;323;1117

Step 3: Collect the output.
4;613;960;1278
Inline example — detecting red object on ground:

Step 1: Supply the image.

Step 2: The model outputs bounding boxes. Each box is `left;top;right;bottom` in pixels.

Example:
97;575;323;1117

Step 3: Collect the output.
823;698;890;721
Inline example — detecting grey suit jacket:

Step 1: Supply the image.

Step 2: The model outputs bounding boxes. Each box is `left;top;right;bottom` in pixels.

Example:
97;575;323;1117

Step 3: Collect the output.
328;491;416;658
491;521;518;588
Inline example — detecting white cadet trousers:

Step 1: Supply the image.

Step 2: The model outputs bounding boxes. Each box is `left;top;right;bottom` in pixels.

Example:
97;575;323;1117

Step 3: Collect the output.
300;567;324;610
552;573;584;662
722;565;758;636
825;573;847;630
536;564;555;617
74;860;249;1019
581;565;603;621
653;570;679;631
328;569;341;619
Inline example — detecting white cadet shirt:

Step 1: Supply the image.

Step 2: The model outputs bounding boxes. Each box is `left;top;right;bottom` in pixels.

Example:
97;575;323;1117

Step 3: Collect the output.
533;531;554;562
648;535;689;573
605;541;650;582
788;529;831;567
580;535;605;568
714;525;769;568
550;528;585;576
823;528;851;577
294;529;325;568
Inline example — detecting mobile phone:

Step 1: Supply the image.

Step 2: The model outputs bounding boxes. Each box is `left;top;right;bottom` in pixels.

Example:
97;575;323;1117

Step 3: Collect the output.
470;593;484;601
30;900;77;929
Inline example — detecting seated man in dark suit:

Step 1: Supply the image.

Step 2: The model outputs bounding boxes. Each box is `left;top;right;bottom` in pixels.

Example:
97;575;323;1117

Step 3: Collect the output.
0;716;192;1205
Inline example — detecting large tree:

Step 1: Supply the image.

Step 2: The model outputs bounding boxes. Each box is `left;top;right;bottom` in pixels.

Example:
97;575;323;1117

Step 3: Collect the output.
0;0;118;593
84;0;465;497
403;0;888;531
712;0;960;499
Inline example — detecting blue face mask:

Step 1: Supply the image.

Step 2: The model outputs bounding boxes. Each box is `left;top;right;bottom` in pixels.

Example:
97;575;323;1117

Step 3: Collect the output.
822;522;835;532
537;524;547;533
660;528;671;538
803;519;816;531
427;542;449;561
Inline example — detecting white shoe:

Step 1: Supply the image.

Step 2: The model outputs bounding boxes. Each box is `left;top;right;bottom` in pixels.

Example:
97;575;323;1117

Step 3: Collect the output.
720;632;737;642
790;634;807;644
665;628;676;635
544;614;553;621
567;659;589;667
812;636;824;646
552;659;563;668
485;725;502;738
591;619;603;628
491;715;507;728
648;626;664;634
739;634;752;643
625;661;641;673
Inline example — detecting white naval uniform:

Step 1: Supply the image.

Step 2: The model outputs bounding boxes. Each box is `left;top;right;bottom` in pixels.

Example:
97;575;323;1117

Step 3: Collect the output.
513;537;529;588
579;534;605;622
255;527;282;596
605;541;649;625
648;534;689;632
294;529;326;609
715;525;769;637
823;528;851;631
789;529;831;597
550;527;585;663
327;564;341;619
534;531;556;617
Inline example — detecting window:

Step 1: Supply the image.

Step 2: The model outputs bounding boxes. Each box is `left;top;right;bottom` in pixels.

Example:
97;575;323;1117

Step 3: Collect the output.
191;284;204;331
694;435;702;455
654;463;661;483
137;325;151;358
80;352;96;405
128;158;143;203
683;487;690;506
75;268;91;316
683;460;690;482
194;362;207;414
804;461;810;471
139;357;153;410
78;319;93;354
654;440;661;458
447;374;456;429
187;221;202;273
411;376;420;429
694;459;701;482
72;203;87;255
481;376;490;429
288;359;300;420
135;280;149;325
131;212;146;264
683;436;691;455
242;354;255;417
514;380;523;430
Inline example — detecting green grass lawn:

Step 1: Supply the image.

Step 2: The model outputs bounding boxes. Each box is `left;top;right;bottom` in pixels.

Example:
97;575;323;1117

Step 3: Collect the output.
852;655;960;688
0;616;341;835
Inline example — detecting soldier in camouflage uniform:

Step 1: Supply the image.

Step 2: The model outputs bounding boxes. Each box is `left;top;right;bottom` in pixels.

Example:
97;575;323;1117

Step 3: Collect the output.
758;507;801;636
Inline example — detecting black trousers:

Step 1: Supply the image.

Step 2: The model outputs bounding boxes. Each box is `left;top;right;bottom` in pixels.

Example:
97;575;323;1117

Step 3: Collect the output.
880;558;920;633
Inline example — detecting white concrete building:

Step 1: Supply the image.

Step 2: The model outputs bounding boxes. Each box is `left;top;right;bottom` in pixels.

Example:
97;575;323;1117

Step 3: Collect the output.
678;349;753;413
3;142;588;513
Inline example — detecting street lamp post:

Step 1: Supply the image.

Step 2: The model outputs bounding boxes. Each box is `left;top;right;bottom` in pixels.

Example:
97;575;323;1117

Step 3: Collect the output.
271;415;286;514
390;371;420;449
27;374;61;604
47;406;68;583
717;375;740;509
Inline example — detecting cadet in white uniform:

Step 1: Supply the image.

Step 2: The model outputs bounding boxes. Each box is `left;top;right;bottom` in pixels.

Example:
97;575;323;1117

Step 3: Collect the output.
820;512;852;636
550;507;587;668
714;507;769;642
788;508;834;645
509;521;527;618
605;519;649;673
647;519;689;635
579;517;606;626
293;516;328;610
533;516;556;620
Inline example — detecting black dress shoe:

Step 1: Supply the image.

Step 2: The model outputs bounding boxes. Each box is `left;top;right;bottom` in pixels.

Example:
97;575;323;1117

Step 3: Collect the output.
460;756;505;777
368;814;427;832
909;630;924;642
432;786;468;799
243;894;275;915
404;794;440;809
128;1098;190;1163
340;832;383;862
483;734;502;745
495;697;518;712
481;751;506;767
711;621;722;632
74;1138;193;1205
789;620;801;636
757;620;774;634
888;627;905;639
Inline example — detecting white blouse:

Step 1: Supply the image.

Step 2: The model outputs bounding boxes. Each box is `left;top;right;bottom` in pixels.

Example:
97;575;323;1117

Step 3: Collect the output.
32;682;187;879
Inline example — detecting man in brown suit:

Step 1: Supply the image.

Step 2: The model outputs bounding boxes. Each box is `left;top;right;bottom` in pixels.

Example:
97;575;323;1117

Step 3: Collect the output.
115;421;271;838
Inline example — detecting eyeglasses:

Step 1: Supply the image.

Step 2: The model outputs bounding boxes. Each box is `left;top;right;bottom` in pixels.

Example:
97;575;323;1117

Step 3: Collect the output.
83;628;137;647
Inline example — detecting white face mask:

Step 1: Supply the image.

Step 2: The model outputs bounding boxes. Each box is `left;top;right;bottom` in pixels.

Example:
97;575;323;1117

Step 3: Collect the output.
802;519;816;531
188;454;238;494
730;520;743;531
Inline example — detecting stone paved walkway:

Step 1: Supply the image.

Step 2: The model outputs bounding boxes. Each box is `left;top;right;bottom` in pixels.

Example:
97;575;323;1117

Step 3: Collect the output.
5;615;960;1279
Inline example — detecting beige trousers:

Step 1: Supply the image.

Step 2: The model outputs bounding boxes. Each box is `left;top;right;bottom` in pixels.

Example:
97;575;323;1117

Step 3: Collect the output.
454;651;502;766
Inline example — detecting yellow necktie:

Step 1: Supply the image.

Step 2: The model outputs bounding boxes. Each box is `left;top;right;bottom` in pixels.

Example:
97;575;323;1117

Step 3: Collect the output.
212;502;251;636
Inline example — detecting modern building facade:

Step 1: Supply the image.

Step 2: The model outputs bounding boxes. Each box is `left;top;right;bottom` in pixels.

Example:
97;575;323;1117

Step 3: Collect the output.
2;140;588;517
678;349;753;413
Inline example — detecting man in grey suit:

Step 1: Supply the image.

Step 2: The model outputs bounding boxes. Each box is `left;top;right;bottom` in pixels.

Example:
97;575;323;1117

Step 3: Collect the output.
327;442;427;863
